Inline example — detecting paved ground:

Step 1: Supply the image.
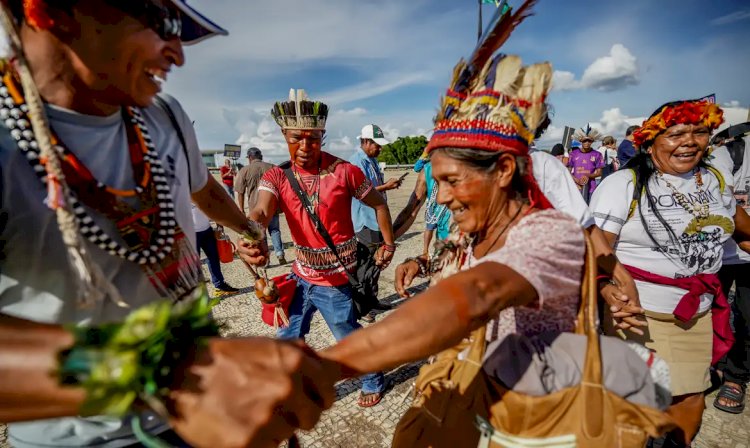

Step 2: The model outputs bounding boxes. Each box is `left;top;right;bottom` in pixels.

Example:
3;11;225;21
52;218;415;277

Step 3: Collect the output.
2;170;748;447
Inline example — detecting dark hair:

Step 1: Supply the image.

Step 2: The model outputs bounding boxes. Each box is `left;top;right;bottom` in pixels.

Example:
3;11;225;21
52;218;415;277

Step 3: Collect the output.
625;125;638;137
550;143;565;156
627;148;710;254
430;147;528;201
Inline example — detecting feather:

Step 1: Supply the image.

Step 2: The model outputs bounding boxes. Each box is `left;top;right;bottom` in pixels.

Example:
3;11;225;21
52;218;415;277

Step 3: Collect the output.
469;0;539;73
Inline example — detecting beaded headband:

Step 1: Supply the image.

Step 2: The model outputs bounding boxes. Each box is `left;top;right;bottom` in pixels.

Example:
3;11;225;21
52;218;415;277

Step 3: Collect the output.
272;89;328;131
633;100;724;147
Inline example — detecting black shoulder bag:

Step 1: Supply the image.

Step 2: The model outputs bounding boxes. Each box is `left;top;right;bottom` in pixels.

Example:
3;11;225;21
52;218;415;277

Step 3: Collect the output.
280;161;377;318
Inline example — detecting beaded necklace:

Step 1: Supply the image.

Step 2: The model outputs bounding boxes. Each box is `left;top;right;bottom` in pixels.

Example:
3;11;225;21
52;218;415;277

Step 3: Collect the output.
656;168;710;235
0;65;201;301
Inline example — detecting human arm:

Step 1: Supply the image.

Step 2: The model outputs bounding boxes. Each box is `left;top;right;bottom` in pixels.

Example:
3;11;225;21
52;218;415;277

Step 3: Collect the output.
192;175;256;235
321;261;536;376
0;314;336;448
589;173;648;334
360;188;396;267
733;205;750;252
324;211;584;374
238;189;279;266
0;314;84;422
392;170;428;239
375;178;403;192
220;166;232;180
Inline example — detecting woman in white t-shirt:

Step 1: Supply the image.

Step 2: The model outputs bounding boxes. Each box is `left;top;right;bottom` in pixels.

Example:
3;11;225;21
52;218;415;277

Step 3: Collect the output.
591;99;750;446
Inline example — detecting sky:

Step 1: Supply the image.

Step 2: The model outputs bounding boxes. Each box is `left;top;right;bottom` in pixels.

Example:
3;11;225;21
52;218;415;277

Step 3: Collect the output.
9;0;750;162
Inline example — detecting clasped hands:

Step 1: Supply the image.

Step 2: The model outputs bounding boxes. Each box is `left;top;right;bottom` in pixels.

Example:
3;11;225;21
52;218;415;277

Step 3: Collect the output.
169;337;341;448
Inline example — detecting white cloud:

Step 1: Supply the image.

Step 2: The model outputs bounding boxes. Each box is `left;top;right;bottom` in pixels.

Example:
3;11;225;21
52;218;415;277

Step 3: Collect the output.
551;71;580;91
723;100;741;108
552;44;639;92
710;10;750;26
333;107;368;117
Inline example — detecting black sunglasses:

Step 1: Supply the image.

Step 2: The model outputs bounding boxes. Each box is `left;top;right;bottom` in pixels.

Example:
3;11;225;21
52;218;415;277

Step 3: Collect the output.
106;0;182;41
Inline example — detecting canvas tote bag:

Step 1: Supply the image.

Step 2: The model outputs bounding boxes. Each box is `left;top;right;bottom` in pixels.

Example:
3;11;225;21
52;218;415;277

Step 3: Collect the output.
391;234;675;448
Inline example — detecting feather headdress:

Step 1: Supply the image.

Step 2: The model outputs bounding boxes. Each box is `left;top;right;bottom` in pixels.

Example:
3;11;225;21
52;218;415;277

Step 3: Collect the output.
426;0;552;209
572;124;602;142
272;89;328;130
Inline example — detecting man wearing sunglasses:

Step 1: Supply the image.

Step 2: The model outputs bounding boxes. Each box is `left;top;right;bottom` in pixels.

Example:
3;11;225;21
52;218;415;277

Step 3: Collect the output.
0;1;335;447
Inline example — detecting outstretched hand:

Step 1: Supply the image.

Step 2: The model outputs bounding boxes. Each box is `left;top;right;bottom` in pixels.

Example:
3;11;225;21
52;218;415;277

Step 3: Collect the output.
168;337;337;448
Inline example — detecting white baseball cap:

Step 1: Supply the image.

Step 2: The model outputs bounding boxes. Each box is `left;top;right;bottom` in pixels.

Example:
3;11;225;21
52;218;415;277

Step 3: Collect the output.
358;124;390;147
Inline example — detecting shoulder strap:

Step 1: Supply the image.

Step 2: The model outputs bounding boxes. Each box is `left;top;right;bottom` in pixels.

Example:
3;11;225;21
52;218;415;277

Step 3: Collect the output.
627;169;639;220
154;96;192;192
280;162;361;288
706;166;726;193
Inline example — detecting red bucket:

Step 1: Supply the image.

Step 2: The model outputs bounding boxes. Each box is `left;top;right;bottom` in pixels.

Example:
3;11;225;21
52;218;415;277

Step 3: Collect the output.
261;275;298;328
217;238;236;263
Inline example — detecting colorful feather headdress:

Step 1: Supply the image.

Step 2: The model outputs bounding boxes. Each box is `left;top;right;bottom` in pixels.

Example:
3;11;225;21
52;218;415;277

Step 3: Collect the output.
572;124;602;142
425;0;552;209
272;89;328;130
633;99;724;148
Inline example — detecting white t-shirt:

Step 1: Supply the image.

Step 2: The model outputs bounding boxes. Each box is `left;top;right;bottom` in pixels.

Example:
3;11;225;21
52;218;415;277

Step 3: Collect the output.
595;145;617;182
192;203;212;232
530;150;595;228
591;167;736;314
710;140;750;264
0;95;208;448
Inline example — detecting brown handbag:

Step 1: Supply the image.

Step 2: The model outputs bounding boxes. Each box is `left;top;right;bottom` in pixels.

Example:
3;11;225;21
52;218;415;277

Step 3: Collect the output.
392;234;676;448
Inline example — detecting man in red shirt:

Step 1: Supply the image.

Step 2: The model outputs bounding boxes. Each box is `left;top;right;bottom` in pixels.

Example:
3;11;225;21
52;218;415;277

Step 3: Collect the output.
219;158;236;198
241;89;395;407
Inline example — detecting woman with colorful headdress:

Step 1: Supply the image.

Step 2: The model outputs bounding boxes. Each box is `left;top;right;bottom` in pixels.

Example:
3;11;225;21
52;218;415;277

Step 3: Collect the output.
591;99;750;446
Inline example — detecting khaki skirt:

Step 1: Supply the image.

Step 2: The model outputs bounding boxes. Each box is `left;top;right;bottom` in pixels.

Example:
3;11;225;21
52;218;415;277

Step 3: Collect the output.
604;309;713;396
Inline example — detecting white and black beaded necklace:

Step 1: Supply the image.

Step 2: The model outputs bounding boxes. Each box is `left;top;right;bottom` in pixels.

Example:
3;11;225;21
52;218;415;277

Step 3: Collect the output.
0;73;179;266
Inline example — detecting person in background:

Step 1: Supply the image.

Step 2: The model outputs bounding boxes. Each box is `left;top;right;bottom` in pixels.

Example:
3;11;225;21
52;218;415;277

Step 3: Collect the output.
567;126;605;203
393;158;451;257
598;135;620;181
244;90;391;408
709;133;750;415
618;125;639;168
192;204;239;297
219;158;236;198
235;147;287;265
350;124;403;322
550;142;567;164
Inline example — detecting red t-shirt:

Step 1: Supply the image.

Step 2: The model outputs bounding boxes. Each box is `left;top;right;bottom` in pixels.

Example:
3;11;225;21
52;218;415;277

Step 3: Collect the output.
220;165;234;186
259;152;372;286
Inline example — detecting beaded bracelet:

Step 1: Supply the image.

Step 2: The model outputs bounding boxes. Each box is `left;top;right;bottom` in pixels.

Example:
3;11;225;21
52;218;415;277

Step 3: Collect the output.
57;287;220;418
405;256;430;277
382;243;398;253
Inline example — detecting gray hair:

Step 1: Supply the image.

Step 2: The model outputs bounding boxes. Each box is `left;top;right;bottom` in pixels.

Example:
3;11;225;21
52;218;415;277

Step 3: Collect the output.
430;147;529;201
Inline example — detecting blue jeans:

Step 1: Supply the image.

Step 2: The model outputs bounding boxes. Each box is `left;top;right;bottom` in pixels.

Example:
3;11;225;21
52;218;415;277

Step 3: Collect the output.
277;275;385;394
222;183;234;198
268;214;285;258
196;228;225;288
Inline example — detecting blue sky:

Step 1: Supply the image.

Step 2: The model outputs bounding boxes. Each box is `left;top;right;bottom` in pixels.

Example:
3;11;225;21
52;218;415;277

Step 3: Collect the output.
166;0;750;162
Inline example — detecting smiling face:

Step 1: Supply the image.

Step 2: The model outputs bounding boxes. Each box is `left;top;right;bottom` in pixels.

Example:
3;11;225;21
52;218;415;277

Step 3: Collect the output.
283;129;324;169
54;0;185;110
431;150;515;234
649;123;710;175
